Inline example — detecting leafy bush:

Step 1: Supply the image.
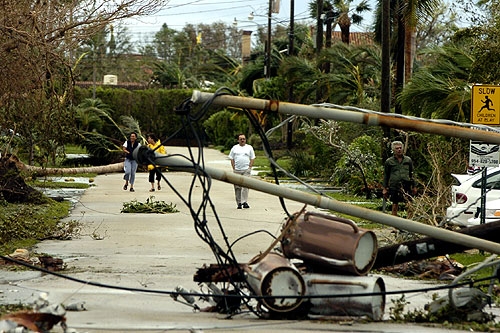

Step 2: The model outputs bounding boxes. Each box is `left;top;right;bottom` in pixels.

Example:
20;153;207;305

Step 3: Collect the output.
203;110;250;149
289;150;316;178
334;135;383;197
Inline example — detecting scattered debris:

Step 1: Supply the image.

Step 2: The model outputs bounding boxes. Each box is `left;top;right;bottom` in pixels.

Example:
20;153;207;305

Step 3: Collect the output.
63;301;86;312
379;256;464;280
121;196;179;214
1;249;33;265
0;293;67;332
0;249;65;272
38;255;65;271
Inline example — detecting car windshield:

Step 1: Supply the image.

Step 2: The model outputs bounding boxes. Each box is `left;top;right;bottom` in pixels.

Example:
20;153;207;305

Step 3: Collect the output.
472;171;500;189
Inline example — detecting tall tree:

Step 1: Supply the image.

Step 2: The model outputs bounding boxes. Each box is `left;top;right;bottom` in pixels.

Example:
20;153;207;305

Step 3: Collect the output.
373;0;439;114
398;44;473;121
309;0;371;45
154;23;178;61
0;0;167;165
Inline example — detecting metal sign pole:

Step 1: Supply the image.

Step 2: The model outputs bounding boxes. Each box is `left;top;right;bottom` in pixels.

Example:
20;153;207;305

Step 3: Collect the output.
480;167;487;225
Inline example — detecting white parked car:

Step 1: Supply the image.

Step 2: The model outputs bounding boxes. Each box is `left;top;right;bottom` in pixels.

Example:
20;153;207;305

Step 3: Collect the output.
446;166;500;227
464;198;500;227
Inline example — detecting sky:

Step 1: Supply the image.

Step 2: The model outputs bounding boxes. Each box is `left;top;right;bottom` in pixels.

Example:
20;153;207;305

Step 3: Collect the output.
124;0;377;44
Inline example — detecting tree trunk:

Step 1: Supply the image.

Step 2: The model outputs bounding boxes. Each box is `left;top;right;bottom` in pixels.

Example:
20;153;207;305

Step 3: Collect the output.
338;14;351;45
404;24;416;83
381;0;391;158
395;13;405;115
22;162;124;176
1;154;124;203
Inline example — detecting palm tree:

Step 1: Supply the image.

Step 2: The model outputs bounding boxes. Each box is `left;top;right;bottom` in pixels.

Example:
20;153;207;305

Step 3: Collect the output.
319;43;382;105
279;43;381;105
74;98;114;132
373;0;439;113
398;44;473;122
152;62;182;88
74;98;143;164
399;0;439;83
309;0;371;46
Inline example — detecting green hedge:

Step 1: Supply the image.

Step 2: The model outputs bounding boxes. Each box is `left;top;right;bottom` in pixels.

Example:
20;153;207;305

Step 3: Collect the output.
73;87;223;142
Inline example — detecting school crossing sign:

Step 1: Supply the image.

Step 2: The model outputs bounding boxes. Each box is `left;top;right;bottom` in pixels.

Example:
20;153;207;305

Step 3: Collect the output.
472;85;500;125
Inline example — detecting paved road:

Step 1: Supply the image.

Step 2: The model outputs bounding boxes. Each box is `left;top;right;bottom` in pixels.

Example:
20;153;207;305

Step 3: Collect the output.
0;147;495;332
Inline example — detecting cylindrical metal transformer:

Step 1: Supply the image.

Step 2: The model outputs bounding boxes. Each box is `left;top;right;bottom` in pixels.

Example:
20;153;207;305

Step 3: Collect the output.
304;273;385;320
281;211;378;275
245;253;306;313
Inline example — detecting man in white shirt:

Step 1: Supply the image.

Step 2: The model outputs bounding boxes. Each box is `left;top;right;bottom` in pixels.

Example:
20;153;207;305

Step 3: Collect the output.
228;134;255;209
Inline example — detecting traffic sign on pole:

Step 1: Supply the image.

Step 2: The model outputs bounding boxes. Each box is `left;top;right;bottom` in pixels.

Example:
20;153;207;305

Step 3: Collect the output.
471;85;500;125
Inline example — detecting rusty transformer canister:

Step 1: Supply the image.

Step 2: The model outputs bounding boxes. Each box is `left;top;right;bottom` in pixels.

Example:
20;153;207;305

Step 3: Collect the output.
245;252;306;313
304;273;386;320
281;211;378;275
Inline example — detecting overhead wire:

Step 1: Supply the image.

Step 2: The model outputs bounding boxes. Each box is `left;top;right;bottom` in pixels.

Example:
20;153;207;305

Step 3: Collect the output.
1;254;497;303
10;87;500;318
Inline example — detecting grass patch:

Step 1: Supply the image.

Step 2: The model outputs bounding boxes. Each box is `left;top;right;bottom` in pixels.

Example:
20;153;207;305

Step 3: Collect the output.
28;180;90;189
0;199;71;254
64;144;87;154
449;251;496;283
322;192;385;228
0;303;31;317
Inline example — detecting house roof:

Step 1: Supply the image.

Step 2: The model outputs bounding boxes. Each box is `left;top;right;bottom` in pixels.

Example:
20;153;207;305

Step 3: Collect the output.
331;31;375;46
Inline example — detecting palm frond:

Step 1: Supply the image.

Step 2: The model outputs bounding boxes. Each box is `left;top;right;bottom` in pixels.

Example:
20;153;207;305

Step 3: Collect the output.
120;116;144;144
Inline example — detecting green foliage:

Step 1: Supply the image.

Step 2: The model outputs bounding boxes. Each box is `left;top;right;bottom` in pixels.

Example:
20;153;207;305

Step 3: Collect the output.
64;145;87;154
334;134;383;196
203;110;250;149
388;292;497;328
121;196;179;214
73;87;193;139
252;77;286;100
0;303;31;317
288;150;316;178
399;44;473;121
0;200;70;252
302;132;339;178
77;131;123;164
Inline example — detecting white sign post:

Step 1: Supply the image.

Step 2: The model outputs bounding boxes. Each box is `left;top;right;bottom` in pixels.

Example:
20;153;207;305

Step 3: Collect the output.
469;141;499;226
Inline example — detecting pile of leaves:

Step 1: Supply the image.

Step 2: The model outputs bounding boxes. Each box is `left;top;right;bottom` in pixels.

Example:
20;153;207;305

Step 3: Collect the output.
121;196;179;214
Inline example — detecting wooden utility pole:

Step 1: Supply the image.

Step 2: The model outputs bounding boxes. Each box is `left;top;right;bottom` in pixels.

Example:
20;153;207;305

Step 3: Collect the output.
316;0;323;55
265;0;272;79
287;0;295;149
381;0;391;158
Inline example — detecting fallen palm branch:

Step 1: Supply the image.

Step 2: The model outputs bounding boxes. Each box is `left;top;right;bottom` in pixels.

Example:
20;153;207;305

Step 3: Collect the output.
121;196;179;214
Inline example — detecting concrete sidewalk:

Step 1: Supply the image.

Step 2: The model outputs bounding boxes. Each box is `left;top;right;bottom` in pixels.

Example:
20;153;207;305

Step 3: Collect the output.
0;147;495;332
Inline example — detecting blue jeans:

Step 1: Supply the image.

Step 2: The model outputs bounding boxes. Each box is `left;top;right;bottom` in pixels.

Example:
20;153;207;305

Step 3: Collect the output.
123;158;138;185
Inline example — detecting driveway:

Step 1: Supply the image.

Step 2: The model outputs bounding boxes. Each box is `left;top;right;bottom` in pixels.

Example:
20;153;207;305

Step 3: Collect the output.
0;147;495;332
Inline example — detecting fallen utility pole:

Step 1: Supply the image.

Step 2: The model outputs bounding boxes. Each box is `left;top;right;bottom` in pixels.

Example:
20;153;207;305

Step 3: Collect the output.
191;91;500;144
134;148;500;256
373;221;500;269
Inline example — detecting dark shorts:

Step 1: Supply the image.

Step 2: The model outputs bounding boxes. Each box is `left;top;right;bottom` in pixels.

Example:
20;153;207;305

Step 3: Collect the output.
389;183;413;204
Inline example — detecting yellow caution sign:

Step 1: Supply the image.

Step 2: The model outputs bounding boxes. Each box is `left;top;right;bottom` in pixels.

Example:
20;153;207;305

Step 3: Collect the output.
472;85;500;124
